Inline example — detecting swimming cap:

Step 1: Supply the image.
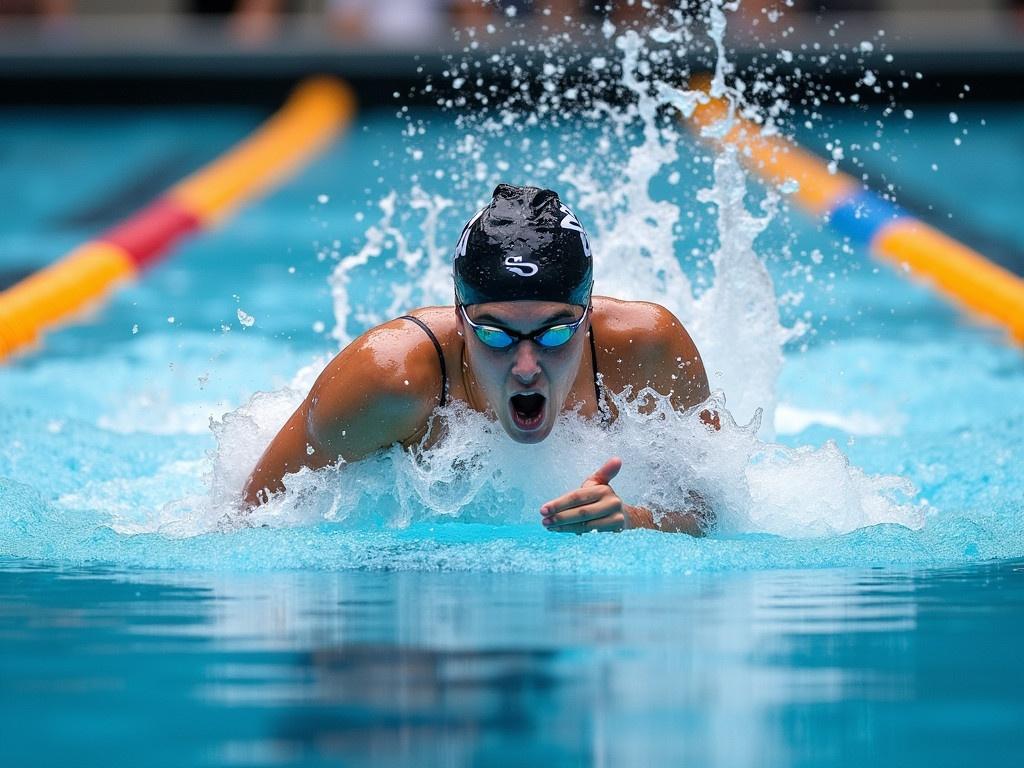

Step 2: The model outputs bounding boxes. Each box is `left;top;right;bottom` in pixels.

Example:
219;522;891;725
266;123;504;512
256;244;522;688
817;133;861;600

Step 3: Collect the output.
453;183;593;306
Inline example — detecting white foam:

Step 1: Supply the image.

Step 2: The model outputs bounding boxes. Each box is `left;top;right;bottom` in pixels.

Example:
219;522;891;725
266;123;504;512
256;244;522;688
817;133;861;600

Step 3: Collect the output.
60;459;208;536
216;387;923;539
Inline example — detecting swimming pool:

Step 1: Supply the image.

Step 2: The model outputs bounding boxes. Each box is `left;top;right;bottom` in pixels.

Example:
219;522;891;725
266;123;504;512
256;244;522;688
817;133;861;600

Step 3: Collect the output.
1;25;1023;767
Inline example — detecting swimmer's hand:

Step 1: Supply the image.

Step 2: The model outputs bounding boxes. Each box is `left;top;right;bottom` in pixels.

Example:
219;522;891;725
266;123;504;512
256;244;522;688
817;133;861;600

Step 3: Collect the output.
540;457;629;534
540;457;709;536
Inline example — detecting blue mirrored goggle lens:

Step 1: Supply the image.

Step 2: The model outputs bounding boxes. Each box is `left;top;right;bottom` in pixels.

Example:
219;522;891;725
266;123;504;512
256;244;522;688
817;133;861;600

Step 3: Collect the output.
473;326;516;348
535;324;578;348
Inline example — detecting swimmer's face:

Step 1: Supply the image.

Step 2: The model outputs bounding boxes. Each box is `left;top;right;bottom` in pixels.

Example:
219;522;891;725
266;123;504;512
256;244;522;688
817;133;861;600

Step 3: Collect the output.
457;300;590;444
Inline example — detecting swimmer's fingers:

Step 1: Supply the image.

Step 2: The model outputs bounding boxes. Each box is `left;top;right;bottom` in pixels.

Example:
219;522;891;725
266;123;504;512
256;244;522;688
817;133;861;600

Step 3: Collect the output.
541;457;622;516
541;459;626;534
548;507;627;535
543;495;621;531
540;486;607;517
582;457;622;488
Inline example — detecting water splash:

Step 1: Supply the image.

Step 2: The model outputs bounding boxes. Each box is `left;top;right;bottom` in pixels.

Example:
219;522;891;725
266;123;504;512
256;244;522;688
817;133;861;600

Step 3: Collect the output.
5;2;984;572
186;3;908;542
334;12;802;427
330;188;455;345
174;381;919;542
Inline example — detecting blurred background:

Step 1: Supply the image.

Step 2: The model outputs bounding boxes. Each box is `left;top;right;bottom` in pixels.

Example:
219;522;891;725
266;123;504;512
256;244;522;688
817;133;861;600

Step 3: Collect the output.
1;0;1022;105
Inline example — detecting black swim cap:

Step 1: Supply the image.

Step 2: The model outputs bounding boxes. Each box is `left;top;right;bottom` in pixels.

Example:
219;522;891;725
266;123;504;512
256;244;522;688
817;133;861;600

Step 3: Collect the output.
453;183;593;306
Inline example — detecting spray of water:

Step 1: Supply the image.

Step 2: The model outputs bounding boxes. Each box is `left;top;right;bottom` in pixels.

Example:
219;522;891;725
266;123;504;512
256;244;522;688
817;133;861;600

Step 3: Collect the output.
214;386;921;539
88;2;927;545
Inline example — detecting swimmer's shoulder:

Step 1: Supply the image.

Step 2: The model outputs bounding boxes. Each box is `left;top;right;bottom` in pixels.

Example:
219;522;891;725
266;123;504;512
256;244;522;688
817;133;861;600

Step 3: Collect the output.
590;296;708;404
305;308;457;450
320;306;455;403
591;295;695;350
387;305;461;391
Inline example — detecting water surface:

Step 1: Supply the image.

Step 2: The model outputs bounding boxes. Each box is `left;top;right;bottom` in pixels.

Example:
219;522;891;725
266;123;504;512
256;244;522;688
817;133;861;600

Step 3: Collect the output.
3;558;1022;767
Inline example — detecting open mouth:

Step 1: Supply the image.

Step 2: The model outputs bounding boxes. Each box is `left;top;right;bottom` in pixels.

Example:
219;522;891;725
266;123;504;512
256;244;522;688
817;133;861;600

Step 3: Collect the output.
509;393;546;431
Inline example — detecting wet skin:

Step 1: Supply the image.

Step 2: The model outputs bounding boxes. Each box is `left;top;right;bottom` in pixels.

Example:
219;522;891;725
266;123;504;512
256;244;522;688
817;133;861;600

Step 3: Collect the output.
243;296;716;534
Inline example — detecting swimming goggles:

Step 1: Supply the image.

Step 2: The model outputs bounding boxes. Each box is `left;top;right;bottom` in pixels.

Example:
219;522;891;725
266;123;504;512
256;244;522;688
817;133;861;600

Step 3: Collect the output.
459;304;589;349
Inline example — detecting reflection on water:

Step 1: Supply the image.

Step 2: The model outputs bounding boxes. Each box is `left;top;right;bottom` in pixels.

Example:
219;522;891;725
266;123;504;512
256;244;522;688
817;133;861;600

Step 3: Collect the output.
2;559;1023;767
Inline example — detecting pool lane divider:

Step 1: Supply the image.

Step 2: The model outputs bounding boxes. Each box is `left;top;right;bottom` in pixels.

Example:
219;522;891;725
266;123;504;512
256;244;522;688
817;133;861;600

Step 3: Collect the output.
685;80;1024;346
0;77;356;362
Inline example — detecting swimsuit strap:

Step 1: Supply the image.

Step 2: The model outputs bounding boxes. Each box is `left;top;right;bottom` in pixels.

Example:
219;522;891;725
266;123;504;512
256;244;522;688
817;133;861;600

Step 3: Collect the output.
588;325;609;421
398;315;448;407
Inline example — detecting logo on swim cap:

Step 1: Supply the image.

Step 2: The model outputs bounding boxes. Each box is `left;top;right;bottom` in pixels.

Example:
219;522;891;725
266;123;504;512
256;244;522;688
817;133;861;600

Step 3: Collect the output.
558;203;591;259
503;254;539;277
452;183;594;306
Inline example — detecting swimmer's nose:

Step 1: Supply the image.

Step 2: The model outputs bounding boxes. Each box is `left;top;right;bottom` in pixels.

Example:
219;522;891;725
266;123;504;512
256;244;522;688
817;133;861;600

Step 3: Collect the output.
510;341;541;385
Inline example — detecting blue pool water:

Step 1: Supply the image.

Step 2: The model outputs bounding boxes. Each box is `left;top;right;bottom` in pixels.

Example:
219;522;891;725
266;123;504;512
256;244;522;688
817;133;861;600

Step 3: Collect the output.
1;58;1023;767
3;560;1023;767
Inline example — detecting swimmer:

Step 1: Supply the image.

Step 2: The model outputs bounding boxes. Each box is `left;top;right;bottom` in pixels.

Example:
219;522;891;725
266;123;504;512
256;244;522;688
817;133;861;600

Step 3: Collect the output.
243;184;718;534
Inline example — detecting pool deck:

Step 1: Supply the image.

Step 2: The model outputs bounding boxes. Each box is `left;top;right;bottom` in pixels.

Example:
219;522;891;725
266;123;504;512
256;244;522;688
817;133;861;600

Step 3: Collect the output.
0;10;1022;105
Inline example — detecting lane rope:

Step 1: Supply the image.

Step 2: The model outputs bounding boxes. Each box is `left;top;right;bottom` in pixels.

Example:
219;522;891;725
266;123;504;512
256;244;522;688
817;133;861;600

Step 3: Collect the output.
686;77;1024;345
0;76;356;362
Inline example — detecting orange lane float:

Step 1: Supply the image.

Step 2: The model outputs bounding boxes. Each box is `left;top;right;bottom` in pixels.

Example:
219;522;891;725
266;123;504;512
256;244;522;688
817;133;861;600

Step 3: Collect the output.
0;77;356;362
686;78;1024;345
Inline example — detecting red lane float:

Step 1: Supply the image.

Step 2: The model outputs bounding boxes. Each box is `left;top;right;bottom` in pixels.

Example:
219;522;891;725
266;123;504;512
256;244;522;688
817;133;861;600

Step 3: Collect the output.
102;198;201;269
0;76;356;362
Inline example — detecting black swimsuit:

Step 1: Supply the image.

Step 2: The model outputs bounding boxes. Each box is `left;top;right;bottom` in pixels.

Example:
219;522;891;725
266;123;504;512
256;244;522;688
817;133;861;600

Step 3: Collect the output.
398;315;605;415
